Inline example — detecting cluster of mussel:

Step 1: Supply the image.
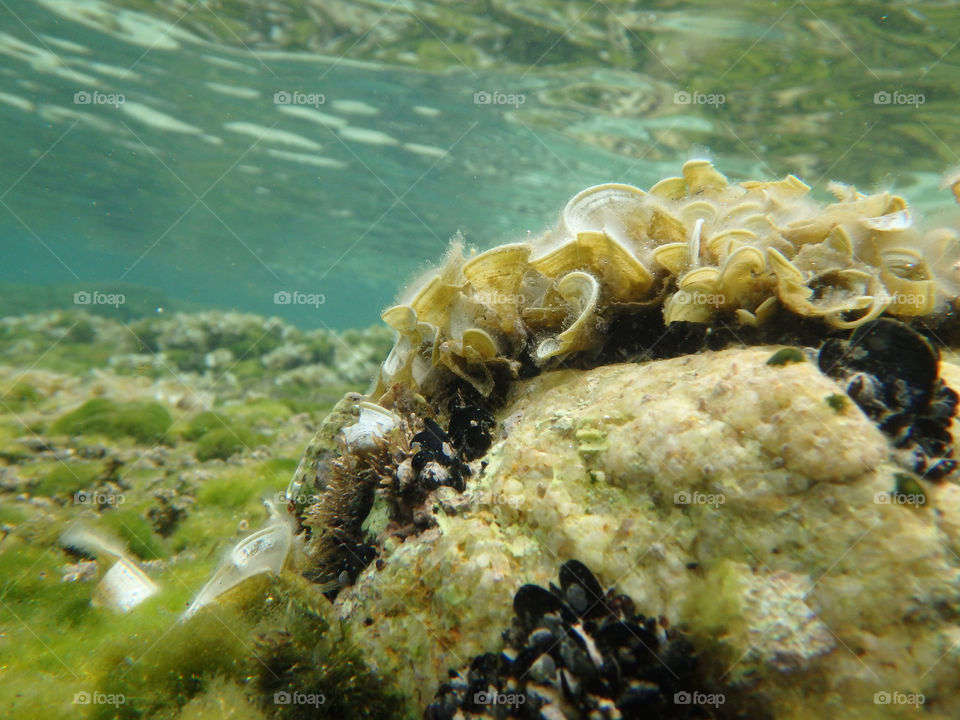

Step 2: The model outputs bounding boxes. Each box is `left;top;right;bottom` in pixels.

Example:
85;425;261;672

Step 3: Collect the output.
425;560;737;719
373;160;960;400
819;318;958;480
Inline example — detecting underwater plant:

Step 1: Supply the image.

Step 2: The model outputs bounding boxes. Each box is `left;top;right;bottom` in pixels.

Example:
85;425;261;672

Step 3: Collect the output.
372;160;960;402
50;397;173;444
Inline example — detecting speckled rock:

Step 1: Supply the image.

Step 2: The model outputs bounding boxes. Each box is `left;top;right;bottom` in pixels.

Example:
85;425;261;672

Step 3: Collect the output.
337;346;960;718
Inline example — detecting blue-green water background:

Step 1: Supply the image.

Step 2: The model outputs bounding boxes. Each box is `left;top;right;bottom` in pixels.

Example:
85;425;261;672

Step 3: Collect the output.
3;0;960;329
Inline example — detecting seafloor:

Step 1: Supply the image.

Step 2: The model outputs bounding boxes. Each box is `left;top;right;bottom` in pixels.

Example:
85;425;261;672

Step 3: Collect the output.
0;309;403;719
5;305;960;719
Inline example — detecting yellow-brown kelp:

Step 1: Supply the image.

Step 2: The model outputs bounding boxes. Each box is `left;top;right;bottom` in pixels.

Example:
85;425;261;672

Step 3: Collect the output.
373;160;960;400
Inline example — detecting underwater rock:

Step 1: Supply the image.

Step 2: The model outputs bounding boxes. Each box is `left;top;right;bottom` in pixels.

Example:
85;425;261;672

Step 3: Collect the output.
332;348;960;717
425;559;735;719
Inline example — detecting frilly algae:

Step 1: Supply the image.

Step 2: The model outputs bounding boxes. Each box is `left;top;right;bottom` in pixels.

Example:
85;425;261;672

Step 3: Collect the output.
374;160;960;398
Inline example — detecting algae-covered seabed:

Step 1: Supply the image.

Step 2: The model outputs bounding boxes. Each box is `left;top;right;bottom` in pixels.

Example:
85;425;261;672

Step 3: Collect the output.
0;311;405;718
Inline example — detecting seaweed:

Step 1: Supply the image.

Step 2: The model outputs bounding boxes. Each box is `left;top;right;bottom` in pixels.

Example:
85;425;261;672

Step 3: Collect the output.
50;398;173;444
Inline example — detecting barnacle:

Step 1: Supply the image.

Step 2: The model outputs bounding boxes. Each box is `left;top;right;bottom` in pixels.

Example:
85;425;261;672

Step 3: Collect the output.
371;160;960;402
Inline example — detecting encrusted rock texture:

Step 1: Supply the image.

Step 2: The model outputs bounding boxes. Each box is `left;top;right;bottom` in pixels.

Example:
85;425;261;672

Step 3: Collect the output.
337;346;960;718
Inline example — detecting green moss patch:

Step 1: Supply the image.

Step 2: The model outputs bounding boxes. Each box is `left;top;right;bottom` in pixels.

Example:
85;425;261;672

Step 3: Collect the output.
1;381;41;410
50;398;173;444
766;347;806;366
195;427;259;461
28;460;103;498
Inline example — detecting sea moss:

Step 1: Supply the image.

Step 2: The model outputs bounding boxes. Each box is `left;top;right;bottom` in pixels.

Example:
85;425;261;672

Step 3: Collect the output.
195;427;259;461
766;347;806;366
1;381;41;410
29;460;102;498
91;575;409;720
184;409;270;461
50;398;173;444
98;509;168;561
183;411;226;441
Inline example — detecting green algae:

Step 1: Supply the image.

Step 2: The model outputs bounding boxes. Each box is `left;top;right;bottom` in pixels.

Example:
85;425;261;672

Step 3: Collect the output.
29;460;102;498
88;574;410;720
50;398;173;444
173;677;269;720
1;381;41;411
98;510;168;561
194;471;269;511
0;312;404;718
195;427;260;461
766;347;806;366
183;407;279;461
825;393;848;412
575;426;609;455
681;560;750;668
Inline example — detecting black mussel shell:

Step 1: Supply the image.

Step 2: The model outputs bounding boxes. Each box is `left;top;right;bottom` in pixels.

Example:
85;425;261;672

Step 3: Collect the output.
559;559;607;618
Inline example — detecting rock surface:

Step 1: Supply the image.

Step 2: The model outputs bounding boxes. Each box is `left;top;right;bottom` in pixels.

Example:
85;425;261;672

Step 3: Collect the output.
338;346;960;718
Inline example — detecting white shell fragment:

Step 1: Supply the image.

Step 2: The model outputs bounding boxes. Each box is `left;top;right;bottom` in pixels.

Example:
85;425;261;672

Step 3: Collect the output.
183;500;294;620
340;401;401;453
93;557;158;612
59;524;157;613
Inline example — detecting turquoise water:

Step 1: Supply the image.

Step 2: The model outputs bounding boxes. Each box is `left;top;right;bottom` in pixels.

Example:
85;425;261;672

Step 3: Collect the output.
1;0;959;328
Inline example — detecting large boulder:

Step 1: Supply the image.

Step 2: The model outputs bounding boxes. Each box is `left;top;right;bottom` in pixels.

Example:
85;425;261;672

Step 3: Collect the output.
336;346;960;718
